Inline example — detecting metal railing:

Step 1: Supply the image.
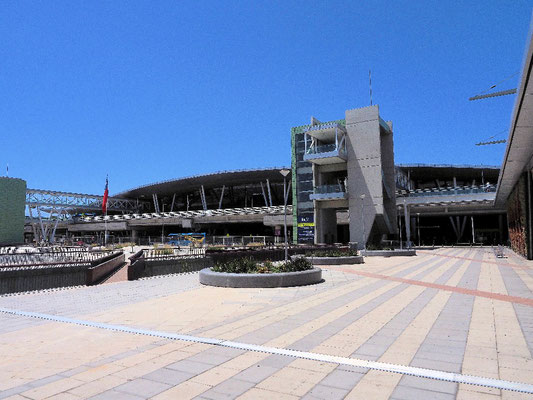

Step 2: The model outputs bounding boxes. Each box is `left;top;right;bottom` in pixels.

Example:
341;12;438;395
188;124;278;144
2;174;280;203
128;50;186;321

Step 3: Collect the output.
0;248;114;268
396;184;497;198
307;143;342;154
209;236;281;247
143;246;205;259
314;184;346;194
81;205;292;223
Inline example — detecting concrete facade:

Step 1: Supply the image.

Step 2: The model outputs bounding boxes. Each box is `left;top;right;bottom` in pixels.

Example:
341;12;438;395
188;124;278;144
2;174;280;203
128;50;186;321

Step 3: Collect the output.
293;105;396;248
345;106;396;247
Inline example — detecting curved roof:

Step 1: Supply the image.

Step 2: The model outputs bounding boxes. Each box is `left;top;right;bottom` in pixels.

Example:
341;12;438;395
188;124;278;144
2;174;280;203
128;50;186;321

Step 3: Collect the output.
116;167;291;199
397;164;500;181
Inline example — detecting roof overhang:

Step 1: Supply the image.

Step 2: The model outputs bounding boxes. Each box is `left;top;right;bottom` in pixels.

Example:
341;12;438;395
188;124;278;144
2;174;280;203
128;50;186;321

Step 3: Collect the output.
115;167;291;199
495;18;533;207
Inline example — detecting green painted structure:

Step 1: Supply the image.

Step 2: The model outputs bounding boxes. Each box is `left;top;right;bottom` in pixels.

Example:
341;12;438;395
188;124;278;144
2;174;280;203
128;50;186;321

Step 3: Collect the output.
0;177;27;245
291;119;345;244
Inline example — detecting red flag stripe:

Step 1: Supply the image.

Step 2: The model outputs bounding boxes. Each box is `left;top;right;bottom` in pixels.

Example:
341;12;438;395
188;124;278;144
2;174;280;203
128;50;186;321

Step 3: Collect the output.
102;177;109;214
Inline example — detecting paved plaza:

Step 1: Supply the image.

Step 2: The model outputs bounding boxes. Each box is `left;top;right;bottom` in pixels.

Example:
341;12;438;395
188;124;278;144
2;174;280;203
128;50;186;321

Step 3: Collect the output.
1;248;533;399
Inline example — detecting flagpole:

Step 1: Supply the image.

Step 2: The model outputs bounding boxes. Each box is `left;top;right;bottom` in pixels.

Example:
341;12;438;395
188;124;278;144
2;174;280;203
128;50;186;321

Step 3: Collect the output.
104;211;108;247
104;175;109;247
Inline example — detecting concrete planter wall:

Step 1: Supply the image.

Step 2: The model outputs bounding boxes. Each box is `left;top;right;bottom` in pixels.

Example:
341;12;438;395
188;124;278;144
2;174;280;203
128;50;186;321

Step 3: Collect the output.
291;255;364;265
0;264;88;295
199;267;322;288
0;251;125;295
307;256;364;265
361;249;416;257
129;256;209;280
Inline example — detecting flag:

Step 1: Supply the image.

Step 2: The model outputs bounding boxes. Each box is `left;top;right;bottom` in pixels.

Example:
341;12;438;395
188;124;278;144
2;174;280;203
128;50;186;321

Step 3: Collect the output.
102;176;109;214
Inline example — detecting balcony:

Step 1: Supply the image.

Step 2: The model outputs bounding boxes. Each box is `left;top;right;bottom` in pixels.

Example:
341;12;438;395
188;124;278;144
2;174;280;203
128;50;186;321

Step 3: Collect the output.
310;184;348;201
303;122;347;165
304;143;347;164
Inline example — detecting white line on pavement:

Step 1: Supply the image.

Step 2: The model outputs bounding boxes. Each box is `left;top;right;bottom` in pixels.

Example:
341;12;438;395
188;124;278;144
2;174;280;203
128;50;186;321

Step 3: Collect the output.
1;307;532;394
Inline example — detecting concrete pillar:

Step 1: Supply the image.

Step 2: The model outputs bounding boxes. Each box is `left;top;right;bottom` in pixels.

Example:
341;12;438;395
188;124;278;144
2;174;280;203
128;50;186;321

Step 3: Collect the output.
498;214;504;244
315;208;337;244
404;205;411;248
411;216;417;246
131;229;138;245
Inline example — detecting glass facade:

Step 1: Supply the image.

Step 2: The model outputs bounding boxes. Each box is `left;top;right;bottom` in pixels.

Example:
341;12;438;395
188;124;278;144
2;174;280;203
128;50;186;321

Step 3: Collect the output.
291;119;345;243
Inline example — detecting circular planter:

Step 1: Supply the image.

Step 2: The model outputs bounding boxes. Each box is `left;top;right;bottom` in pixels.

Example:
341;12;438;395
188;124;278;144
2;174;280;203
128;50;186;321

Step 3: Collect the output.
309;256;364;265
199;267;322;288
291;255;364;265
360;249;416;257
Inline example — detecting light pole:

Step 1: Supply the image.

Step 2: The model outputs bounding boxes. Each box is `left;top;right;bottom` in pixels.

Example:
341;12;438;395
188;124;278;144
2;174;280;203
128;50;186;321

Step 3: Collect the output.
471;216;475;244
280;169;291;262
161;204;165;244
360;194;366;251
417;212;421;247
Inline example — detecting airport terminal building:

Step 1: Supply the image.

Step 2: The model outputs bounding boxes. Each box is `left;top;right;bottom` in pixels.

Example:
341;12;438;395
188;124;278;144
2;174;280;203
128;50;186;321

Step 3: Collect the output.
5;18;533;256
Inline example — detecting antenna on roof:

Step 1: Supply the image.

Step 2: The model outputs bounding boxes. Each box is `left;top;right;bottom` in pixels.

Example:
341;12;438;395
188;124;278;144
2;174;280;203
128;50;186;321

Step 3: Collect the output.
369;70;373;106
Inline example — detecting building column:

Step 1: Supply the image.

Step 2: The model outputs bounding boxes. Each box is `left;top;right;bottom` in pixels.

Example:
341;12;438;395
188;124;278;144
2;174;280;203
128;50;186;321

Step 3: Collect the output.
131;229;138;245
404;204;412;248
498;214;504;245
315;208;337;245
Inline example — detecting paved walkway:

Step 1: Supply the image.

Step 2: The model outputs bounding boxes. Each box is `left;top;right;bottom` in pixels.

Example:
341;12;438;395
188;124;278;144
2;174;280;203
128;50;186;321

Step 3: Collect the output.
1;248;532;399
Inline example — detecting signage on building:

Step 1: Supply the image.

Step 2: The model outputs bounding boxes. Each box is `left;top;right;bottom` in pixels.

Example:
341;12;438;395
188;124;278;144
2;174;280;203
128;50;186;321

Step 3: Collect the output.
297;216;314;242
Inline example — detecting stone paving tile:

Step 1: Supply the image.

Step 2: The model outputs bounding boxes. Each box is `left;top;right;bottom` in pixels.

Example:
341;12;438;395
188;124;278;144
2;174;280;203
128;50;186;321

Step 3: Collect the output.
66;374;127;398
166;359;214;375
142;367;194;386
89;389;145;399
301;384;350;400
113;378;171;398
399;375;457;395
391;384;457;400
187;351;235;366
0;385;33;400
2;249;533;399
232;364;279;383
318;369;365;390
201;378;255;399
236;387;300;399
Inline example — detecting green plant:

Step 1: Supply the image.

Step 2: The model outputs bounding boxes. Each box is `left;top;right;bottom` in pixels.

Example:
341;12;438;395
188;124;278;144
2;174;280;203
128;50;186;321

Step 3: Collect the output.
246;242;264;247
307;249;359;257
115;242;134;249
212;257;257;273
212;257;313;274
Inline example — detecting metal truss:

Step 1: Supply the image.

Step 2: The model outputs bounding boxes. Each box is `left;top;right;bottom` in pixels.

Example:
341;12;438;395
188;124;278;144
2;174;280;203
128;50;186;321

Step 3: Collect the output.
81;205;293;222
26;189;147;212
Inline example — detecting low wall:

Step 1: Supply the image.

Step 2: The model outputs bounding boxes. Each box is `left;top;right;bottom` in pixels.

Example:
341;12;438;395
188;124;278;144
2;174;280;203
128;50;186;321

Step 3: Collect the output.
129;255;208;280
128;246;337;281
207;246;336;264
199;267;322;288
361;249;416;257
86;252;125;285
0;263;89;295
308;256;364;265
0;251;125;295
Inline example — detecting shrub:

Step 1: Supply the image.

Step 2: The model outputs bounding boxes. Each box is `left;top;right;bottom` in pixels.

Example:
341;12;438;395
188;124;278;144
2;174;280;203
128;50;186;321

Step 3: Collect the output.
245;242;264;247
307;249;359;257
213;257;312;274
212;257;257;273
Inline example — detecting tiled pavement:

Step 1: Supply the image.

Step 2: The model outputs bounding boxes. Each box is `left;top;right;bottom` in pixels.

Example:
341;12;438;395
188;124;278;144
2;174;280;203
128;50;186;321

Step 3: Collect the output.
0;248;533;399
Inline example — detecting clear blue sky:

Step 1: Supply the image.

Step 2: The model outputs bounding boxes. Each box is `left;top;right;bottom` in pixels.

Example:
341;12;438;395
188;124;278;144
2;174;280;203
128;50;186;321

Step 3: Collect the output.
1;1;532;195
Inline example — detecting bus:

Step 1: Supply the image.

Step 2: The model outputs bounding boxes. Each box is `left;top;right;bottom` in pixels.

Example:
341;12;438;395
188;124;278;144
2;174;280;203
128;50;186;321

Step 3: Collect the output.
167;233;206;247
